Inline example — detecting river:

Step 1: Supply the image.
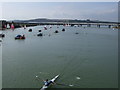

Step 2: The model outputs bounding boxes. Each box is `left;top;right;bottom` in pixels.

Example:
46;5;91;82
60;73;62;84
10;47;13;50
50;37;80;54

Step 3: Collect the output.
2;25;118;88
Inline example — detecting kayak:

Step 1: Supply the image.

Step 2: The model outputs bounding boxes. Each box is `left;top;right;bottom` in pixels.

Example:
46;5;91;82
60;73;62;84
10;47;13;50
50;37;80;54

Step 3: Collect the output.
41;75;59;90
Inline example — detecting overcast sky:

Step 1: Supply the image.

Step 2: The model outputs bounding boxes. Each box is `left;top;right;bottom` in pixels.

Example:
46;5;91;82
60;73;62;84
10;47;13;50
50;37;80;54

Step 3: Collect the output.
1;2;118;22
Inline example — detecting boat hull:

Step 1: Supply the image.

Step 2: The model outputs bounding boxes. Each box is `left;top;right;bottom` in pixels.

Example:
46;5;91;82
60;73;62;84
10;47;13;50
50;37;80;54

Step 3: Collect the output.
41;75;59;90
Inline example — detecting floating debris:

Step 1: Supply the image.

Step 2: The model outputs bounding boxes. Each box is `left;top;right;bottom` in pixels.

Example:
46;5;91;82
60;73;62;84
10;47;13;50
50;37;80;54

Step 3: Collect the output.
76;77;80;80
69;84;74;87
39;72;49;75
75;32;79;34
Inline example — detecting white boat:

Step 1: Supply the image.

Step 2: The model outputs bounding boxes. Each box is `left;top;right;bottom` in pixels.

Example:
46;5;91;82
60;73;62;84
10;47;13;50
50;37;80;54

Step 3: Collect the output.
41;75;59;90
7;24;10;29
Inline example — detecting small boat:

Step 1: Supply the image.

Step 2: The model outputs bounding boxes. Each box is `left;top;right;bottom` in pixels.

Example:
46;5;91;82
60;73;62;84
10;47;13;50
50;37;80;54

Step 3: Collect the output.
15;35;25;40
62;28;65;32
28;29;32;32
11;24;15;29
54;30;59;33
38;30;42;32
44;27;47;30
37;33;43;36
7;24;10;29
24;25;27;29
0;34;5;37
41;75;59;90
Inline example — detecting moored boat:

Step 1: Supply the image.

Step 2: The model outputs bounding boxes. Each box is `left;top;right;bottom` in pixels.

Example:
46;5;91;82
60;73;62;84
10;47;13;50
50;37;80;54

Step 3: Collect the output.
54;30;59;33
0;34;5;38
15;35;25;40
28;29;32;32
37;33;43;36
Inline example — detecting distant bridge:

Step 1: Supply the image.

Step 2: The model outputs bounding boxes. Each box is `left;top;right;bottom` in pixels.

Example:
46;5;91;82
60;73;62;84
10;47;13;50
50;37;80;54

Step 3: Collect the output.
21;22;119;28
7;22;120;28
1;21;119;30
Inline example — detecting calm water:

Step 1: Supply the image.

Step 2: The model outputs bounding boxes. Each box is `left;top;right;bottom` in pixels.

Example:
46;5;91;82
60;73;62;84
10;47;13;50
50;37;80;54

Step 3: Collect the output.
2;25;118;88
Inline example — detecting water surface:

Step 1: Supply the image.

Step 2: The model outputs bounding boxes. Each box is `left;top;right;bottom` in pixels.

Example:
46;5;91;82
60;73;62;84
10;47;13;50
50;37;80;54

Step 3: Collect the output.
2;25;118;88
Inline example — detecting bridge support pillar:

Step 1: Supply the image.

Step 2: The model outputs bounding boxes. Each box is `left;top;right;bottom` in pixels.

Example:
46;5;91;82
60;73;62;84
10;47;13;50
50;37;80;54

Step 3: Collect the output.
87;24;91;27
108;25;111;28
80;24;82;27
71;24;74;27
97;24;100;28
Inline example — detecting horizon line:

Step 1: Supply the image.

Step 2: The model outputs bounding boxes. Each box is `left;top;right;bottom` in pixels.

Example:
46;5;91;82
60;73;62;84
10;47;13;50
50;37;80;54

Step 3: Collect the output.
0;18;118;23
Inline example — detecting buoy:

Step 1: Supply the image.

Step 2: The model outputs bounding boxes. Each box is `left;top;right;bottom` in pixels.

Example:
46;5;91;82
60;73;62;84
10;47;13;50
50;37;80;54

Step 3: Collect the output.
62;28;65;31
54;30;59;33
38;30;42;32
29;29;32;32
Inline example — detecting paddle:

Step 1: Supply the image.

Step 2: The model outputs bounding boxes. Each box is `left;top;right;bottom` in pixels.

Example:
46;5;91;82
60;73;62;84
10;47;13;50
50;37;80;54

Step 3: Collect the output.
56;82;81;88
55;83;74;87
35;75;45;82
